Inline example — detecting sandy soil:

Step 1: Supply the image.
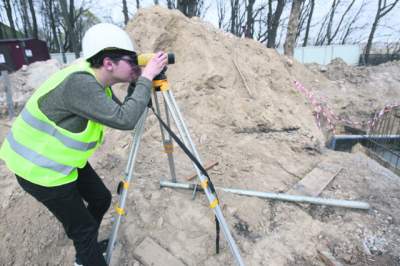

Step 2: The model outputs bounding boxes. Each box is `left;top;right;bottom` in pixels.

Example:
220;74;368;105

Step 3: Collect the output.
0;6;400;266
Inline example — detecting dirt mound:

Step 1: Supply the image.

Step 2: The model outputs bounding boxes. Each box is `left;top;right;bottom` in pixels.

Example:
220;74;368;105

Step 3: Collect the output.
1;6;400;266
304;59;400;130
0;59;61;117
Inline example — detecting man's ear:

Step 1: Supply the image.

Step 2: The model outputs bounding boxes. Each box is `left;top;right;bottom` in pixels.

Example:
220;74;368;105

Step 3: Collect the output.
103;57;114;71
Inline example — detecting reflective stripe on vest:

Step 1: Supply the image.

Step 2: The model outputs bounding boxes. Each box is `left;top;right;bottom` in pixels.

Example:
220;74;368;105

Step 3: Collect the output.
0;61;111;187
21;108;97;151
6;132;75;176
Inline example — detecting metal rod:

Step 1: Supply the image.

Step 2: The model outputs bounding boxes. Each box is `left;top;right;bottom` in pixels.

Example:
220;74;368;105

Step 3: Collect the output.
153;91;177;182
160;180;370;210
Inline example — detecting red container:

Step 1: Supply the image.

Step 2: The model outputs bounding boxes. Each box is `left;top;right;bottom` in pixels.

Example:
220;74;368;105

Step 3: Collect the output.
0;38;50;72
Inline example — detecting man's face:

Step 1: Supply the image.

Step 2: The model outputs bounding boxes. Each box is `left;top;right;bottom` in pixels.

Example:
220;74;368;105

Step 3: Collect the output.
116;55;142;82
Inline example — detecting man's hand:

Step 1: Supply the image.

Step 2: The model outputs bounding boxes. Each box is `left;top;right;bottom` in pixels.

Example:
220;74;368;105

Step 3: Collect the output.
141;52;168;81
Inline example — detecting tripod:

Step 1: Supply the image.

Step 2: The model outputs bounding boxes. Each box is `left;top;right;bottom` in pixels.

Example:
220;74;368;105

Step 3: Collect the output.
105;73;244;266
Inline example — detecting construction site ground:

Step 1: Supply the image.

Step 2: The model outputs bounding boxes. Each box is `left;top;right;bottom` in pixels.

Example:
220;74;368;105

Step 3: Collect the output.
1;7;400;266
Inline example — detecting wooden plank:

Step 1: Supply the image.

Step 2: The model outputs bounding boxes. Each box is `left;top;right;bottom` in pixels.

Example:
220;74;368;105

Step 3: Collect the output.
317;250;343;266
133;237;185;266
288;161;343;197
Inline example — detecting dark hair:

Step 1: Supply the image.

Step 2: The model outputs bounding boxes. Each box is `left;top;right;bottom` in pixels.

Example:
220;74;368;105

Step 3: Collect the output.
87;49;136;68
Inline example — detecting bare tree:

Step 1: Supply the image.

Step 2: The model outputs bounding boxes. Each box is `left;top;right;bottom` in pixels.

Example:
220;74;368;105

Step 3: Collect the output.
3;0;18;38
177;0;204;17
340;0;367;44
136;0;141;9
364;0;400;63
284;0;303;56
302;0;314;46
266;0;286;48
0;13;5;38
43;0;61;52
314;0;356;45
245;0;256;38
166;0;174;9
216;0;227;29
230;0;239;35
328;0;355;44
122;0;129;25
28;0;38;39
16;0;32;37
59;0;77;57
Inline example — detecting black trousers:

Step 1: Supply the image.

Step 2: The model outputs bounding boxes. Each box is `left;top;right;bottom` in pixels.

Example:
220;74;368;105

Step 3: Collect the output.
16;163;111;266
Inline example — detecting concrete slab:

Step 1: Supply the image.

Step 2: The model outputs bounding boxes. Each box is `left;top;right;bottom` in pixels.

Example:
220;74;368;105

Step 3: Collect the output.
133;237;185;266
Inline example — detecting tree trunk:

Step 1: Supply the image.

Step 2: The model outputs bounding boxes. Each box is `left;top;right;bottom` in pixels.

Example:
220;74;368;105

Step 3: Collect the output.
122;0;129;25
230;0;239;35
3;0;17;38
245;0;256;38
16;0;31;37
28;0;38;39
136;0;140;9
177;0;201;17
303;0;314;47
45;0;60;52
364;0;400;64
59;0;80;58
284;0;303;56
326;0;338;45
217;0;226;29
167;0;174;9
266;0;285;48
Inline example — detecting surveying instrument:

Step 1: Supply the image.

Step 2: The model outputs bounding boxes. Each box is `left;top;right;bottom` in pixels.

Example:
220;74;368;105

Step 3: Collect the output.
105;53;244;266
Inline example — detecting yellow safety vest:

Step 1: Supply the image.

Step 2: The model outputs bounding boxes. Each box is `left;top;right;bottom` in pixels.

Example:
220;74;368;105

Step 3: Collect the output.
0;61;111;187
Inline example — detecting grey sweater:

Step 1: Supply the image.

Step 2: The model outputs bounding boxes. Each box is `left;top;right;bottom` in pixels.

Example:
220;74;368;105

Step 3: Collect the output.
38;73;152;133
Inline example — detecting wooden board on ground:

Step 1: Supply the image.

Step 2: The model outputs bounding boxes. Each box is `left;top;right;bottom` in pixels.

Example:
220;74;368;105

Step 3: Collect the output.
288;161;343;197
133;237;185;266
318;249;344;266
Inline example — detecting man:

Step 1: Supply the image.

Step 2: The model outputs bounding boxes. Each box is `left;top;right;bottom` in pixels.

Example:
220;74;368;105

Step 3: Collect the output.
0;23;167;265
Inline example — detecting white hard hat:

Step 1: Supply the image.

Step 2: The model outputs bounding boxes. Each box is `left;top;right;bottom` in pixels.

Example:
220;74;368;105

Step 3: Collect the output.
82;23;135;59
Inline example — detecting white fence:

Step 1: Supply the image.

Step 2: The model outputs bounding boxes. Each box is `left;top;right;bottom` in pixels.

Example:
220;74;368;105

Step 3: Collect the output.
276;44;361;66
50;52;81;64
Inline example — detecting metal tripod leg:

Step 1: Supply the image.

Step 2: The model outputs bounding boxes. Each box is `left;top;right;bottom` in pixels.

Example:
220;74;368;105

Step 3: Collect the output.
105;108;149;265
161;89;245;266
153;90;178;182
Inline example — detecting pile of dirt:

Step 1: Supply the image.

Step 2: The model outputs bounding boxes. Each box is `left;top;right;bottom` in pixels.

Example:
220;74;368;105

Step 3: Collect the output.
304;58;400;129
1;6;400;266
0;59;61;117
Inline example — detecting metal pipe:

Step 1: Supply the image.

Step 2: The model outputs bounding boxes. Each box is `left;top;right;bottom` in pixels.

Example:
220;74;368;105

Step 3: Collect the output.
329;134;400;150
333;134;400;140
160;180;370;210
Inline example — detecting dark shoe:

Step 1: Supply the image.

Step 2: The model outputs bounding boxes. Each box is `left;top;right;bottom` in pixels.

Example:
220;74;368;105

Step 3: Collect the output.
74;239;108;266
98;239;109;255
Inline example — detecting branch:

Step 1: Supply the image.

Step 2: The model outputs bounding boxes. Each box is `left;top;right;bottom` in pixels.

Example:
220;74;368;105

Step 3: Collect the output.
379;0;400;18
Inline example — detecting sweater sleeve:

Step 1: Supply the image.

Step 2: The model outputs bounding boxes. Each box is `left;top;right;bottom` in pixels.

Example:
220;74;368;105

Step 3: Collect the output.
62;74;152;130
